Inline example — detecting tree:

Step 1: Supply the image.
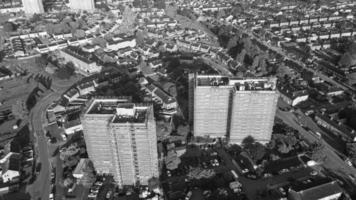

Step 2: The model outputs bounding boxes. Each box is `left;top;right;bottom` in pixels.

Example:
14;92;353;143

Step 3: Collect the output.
216;9;226;20
119;6;136;34
3;22;16;32
339;42;356;67
30;13;41;22
166;4;177;17
56;62;76;79
135;30;146;46
309;142;326;163
92;37;107;48
148;177;160;191
12;100;28;119
242;135;255;149
301;69;313;82
0;50;5;62
246;142;266;162
68;21;79;31
45;23;55;35
108;11;117;20
346;143;356;164
73;29;85;38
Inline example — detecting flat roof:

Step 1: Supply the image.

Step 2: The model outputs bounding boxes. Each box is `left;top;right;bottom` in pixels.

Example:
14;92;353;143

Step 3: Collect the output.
195;74;277;91
85;97;131;115
112;105;148;124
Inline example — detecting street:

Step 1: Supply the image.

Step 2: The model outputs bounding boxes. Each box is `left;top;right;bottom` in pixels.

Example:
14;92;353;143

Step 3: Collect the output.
201;55;234;76
26;76;78;200
276;108;356;182
26;91;61;200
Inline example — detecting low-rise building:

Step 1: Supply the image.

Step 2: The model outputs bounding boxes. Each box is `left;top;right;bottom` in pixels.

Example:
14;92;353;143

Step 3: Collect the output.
60;47;102;76
314;112;356;142
279;85;309;106
73;158;91;180
287;177;344;200
106;35;136;51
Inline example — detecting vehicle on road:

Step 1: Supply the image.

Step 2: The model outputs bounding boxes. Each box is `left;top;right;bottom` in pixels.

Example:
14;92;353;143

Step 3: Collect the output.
106;190;113;199
185;191;192;200
231;170;239;179
308;130;322;139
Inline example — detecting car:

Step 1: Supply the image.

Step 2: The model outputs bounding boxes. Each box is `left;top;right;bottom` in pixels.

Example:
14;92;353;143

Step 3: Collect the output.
279;168;289;174
210;152;218;156
246;173;257;179
106;191;113;199
94;181;103;186
310;171;318;176
345;158;353;167
88;193;97;198
185;191;192;200
167;170;171;177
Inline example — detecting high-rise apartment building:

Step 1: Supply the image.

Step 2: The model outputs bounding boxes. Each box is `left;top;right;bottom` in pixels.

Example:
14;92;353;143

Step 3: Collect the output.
21;0;44;14
229;78;279;144
81;97;158;186
69;0;95;10
192;74;279;144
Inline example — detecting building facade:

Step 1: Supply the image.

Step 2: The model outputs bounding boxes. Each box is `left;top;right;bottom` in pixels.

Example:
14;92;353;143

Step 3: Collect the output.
229;81;279;144
21;0;44;14
59;48;102;76
69;0;95;10
82;98;158;186
193;74;278;144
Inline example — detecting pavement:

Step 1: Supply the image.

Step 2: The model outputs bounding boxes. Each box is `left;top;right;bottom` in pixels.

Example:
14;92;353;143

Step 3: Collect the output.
275;108;356;187
26;91;61;200
201;55;234;76
240;26;355;93
26;75;78;200
206;20;356;177
55;154;64;200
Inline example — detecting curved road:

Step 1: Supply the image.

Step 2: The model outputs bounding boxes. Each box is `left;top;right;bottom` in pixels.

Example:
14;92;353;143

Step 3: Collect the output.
27;77;77;200
27;92;61;200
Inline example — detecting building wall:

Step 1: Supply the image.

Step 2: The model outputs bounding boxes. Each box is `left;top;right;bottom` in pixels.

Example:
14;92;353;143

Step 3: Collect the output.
59;50;102;76
110;106;158;186
21;0;43;14
188;73;195;126
193;86;232;138
107;39;136;51
69;0;95;10
81;114;114;175
229;91;279;144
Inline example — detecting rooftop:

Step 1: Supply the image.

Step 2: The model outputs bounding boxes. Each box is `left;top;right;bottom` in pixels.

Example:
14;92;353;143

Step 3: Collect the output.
196;74;277;91
85;97;132;115
289;177;343;200
111;103;149;124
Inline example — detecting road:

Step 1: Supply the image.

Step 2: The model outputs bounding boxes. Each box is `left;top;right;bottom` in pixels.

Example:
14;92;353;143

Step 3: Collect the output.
239;25;355;92
26;91;61;200
276;109;356;177
26;77;77;200
201;55;233;76
55;154;64;200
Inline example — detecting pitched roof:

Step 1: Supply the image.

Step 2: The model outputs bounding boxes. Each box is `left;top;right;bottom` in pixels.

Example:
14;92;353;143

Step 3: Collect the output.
289;178;343;200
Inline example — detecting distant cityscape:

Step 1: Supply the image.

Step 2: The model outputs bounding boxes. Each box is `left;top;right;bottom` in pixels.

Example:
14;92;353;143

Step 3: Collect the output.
0;0;356;200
